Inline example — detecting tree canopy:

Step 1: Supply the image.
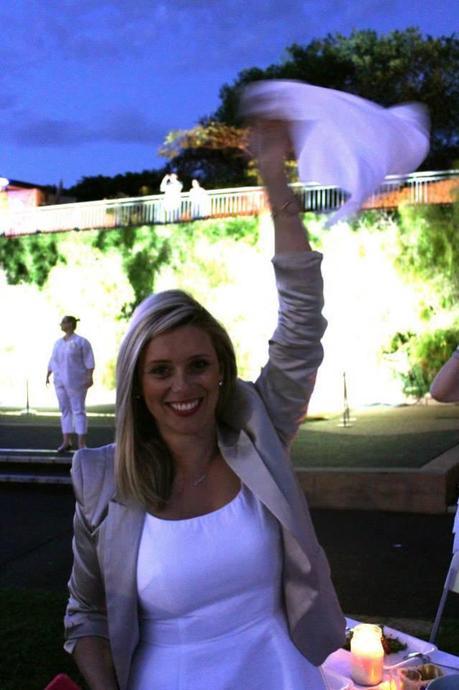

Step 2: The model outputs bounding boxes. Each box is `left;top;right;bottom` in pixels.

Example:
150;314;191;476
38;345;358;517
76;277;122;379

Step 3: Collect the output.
68;169;168;202
166;28;458;182
66;28;458;198
159;121;254;188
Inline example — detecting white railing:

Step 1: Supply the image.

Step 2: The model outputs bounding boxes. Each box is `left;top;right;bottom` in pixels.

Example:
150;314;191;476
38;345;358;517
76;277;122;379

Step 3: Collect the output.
0;170;457;237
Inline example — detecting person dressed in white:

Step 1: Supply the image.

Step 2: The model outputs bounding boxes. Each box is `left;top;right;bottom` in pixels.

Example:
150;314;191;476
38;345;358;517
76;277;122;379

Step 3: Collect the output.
64;119;345;690
46;316;95;452
159;172;183;222
189;178;211;218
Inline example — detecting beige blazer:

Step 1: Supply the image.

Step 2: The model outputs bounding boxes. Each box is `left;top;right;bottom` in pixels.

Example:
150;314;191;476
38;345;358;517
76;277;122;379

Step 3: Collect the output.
64;251;346;690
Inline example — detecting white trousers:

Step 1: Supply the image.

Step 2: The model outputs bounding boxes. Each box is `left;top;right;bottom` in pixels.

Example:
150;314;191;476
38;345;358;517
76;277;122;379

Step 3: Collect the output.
54;384;88;435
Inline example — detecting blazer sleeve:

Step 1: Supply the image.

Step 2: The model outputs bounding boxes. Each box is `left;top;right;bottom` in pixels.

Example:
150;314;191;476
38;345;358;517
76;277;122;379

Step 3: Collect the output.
64;450;110;652
254;250;327;447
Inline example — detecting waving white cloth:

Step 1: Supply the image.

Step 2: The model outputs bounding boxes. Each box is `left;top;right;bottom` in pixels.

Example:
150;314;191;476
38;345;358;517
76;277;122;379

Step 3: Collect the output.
240;80;430;224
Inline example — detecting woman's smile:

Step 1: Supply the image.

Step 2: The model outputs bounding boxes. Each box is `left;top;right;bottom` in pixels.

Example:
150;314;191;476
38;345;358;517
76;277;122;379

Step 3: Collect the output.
139;325;222;440
166;398;203;416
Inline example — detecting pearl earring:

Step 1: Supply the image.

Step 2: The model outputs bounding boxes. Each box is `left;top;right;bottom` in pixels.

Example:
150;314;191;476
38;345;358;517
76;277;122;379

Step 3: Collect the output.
218;380;223;387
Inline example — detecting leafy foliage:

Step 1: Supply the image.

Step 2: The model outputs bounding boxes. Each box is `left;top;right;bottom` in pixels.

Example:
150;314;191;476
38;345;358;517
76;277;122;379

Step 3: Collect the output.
385;326;459;398
396;200;459;308
215;28;459;170
0;233;65;286
159;121;254;188
160;121;248;159
91;217;259;316
92;226;173;316
68;168;168;202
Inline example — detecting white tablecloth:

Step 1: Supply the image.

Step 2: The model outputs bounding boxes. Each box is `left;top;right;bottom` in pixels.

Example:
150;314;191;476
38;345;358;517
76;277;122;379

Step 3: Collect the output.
323;618;459;689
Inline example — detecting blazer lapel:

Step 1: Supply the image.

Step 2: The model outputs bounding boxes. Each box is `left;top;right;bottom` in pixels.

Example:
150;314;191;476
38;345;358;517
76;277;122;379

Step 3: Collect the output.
103;498;145;690
219;428;309;553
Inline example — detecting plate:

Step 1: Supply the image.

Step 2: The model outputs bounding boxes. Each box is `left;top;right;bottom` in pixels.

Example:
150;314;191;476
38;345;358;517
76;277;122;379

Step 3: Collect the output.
345;619;437;669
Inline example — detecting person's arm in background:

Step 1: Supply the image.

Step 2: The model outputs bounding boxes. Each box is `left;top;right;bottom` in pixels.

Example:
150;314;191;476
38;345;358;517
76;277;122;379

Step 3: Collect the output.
430;348;459;402
46;341;58;386
82;338;95;388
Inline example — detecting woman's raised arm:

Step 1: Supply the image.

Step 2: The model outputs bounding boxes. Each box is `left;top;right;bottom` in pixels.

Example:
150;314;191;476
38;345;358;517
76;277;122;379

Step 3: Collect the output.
249;119;326;446
249;119;311;255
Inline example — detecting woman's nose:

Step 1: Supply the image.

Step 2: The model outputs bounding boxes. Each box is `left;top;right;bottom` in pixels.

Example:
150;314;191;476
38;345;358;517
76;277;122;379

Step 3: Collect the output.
170;370;189;391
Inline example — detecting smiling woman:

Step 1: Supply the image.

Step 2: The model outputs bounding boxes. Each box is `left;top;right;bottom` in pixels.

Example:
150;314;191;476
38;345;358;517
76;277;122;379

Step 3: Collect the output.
64;117;346;690
115;294;239;517
140;326;223;437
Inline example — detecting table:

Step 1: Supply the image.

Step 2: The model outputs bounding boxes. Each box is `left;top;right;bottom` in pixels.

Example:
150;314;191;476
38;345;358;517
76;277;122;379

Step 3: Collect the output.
322;618;459;690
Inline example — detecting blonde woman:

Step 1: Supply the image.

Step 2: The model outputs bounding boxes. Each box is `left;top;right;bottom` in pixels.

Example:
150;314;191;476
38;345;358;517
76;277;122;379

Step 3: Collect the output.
64;120;345;690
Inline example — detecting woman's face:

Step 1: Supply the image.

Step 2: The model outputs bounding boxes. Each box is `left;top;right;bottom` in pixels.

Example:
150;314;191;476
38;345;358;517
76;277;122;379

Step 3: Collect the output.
139;325;222;443
60;318;75;334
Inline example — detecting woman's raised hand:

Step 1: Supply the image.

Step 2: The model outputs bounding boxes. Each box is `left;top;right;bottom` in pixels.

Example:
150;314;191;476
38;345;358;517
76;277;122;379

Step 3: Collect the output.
248;118;292;185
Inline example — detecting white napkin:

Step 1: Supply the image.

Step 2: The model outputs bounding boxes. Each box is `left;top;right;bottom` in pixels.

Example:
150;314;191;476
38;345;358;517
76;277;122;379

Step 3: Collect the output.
240;80;430;224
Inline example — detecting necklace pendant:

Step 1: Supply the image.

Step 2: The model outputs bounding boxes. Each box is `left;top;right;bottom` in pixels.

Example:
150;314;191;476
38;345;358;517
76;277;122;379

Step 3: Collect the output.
192;473;207;487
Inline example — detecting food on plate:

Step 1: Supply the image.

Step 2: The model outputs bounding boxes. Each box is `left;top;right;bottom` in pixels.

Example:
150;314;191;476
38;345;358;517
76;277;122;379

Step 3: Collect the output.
343;626;408;655
398;663;443;690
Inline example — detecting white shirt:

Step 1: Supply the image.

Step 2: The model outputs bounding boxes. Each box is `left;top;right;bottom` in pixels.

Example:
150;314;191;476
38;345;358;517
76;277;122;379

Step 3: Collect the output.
48;333;95;388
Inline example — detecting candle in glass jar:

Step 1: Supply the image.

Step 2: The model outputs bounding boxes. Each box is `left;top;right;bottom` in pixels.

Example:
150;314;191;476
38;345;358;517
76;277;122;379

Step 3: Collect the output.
350;624;384;686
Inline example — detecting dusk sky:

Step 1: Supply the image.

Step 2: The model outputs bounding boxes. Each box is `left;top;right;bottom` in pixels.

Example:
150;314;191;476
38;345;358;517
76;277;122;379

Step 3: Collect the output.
0;0;454;189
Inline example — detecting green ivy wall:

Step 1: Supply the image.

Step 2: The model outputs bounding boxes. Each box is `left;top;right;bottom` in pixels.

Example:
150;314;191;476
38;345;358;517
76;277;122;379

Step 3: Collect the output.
0;204;457;412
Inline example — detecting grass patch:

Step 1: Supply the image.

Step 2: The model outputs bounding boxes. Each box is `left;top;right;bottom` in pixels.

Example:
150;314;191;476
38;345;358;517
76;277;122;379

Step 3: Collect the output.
292;405;459;468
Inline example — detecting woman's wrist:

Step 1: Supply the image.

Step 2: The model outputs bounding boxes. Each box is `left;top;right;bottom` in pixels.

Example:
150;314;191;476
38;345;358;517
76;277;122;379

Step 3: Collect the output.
270;196;302;218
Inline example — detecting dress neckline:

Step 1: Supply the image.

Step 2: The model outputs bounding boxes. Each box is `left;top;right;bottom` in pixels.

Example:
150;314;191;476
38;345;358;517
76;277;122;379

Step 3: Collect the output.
146;484;244;524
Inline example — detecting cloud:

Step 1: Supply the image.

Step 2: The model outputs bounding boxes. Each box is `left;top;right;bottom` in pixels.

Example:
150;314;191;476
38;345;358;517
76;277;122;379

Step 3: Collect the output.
12;108;164;148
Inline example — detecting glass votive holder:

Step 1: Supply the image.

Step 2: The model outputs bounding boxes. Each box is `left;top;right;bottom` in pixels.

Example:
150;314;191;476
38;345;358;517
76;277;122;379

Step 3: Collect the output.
350;623;385;686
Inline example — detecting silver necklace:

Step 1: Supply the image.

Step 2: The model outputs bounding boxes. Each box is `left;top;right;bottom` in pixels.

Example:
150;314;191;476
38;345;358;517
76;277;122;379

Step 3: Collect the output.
192;472;208;487
187;450;219;488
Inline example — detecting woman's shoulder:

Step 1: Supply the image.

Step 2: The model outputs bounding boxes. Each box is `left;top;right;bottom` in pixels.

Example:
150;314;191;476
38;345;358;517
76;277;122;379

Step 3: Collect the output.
73;333;91;345
71;444;116;524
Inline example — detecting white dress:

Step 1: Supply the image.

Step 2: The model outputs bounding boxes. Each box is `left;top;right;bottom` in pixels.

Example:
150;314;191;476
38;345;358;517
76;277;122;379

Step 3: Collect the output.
128;485;327;690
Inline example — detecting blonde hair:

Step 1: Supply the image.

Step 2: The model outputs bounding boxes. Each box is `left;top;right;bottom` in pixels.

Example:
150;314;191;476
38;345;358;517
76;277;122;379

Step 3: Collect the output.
115;290;237;509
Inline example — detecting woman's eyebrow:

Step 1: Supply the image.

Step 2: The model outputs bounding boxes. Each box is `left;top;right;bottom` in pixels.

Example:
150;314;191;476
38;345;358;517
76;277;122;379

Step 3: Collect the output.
143;353;211;365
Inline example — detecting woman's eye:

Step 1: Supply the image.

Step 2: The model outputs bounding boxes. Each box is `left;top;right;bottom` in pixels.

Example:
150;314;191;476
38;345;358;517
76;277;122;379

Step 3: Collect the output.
189;359;209;373
148;365;171;378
